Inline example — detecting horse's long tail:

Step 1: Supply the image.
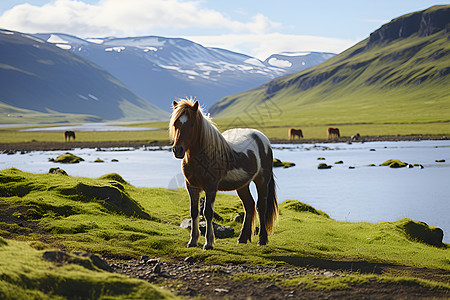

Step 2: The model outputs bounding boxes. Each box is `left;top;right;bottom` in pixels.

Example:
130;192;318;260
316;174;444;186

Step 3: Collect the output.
265;173;278;234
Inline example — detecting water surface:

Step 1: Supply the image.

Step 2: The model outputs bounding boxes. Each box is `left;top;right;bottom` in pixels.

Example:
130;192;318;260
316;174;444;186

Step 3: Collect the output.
1;140;449;242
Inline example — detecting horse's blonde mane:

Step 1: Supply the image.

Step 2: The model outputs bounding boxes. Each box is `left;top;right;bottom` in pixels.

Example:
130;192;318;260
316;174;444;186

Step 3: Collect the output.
169;98;232;161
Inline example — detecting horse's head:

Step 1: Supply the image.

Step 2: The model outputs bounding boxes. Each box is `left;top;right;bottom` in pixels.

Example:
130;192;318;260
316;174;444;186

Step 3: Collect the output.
169;99;200;159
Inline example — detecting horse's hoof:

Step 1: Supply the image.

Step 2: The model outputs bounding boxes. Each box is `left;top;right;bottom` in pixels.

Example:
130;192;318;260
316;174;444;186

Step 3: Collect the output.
237;239;248;244
203;244;214;250
187;242;197;248
258;239;268;246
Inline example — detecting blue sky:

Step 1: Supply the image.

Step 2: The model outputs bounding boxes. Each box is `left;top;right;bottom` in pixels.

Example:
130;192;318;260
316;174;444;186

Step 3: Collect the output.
0;0;446;59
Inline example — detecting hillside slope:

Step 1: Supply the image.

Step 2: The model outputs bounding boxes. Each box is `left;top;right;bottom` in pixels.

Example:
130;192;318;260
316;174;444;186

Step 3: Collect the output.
0;29;167;122
210;5;450;127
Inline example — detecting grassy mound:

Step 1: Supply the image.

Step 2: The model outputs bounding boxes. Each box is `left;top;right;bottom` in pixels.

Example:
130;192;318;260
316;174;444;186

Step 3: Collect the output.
49;153;85;164
380;159;408;168
282;200;329;218
0;239;175;299
273;158;296;168
395;218;444;246
99;173;129;185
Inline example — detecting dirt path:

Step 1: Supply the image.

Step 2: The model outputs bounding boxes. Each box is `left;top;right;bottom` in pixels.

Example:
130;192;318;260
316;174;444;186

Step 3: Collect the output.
107;257;450;299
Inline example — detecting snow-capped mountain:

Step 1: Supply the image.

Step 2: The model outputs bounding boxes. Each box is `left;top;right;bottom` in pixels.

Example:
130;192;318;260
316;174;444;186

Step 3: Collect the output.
34;33;334;111
0;29;166;122
265;52;335;74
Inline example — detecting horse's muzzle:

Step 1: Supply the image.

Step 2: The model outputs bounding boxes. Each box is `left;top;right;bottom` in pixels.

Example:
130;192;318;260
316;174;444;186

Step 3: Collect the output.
172;145;185;159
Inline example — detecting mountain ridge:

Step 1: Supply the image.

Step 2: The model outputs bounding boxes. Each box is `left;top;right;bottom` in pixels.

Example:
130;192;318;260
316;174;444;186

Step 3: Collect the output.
209;5;450;126
33;33;334;111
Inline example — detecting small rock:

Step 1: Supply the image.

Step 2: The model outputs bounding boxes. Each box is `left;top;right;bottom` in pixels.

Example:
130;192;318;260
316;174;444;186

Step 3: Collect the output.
152;263;161;274
43;250;71;263
184;256;196;264
323;271;334;277
185;287;197;296
48;167;68;175
180;218;234;238
233;213;244;223
265;284;281;291
50;153;84;164
146;258;160;264
180;218;192;229
214;288;229;293
140;255;149;262
74;252;111;271
318;163;332;169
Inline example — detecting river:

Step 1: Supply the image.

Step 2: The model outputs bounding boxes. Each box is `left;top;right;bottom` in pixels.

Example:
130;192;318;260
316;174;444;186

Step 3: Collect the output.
1;140;449;242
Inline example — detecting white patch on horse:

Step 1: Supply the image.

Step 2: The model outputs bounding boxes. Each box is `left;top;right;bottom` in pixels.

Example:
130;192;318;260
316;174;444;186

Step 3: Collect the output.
178;114;188;124
222;128;270;172
223;168;248;183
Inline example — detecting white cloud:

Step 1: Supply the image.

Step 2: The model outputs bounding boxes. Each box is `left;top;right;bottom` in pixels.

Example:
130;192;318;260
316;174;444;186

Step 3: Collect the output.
0;0;279;37
0;0;357;58
184;33;357;60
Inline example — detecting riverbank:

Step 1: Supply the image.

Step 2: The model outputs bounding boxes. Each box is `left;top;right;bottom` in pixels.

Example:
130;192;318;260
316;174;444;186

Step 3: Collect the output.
1;134;449;153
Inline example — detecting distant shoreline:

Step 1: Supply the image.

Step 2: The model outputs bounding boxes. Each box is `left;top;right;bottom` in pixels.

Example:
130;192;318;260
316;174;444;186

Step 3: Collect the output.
1;134;449;153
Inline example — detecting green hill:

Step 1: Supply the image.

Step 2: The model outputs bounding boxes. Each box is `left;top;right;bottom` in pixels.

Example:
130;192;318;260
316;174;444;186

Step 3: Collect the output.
210;5;450;136
0;29;168;123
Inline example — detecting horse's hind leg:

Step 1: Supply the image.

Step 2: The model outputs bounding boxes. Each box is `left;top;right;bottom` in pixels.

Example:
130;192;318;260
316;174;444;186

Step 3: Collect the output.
186;184;201;248
236;184;256;244
255;176;269;245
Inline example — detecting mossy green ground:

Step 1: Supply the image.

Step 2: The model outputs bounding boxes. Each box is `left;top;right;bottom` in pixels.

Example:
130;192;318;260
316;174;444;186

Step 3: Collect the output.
1;168;449;298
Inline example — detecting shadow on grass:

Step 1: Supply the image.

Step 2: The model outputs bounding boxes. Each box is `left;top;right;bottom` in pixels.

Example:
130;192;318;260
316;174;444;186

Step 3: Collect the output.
270;255;387;274
269;254;450;283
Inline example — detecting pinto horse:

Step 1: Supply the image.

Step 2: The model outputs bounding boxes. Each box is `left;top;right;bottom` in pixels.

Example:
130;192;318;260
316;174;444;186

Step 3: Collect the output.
327;127;340;139
289;128;303;140
64;131;76;141
169;99;278;250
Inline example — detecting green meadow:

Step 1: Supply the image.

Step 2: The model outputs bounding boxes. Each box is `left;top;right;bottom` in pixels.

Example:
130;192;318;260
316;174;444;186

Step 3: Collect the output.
1;168;449;298
1;119;449;146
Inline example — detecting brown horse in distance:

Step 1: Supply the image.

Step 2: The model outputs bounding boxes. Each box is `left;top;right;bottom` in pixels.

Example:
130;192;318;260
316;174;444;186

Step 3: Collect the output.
327;127;340;139
289;128;303;140
64;131;76;141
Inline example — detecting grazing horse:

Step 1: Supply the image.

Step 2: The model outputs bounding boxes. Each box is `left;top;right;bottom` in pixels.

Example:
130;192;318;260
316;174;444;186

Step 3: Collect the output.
351;133;361;142
169;99;278;250
289;128;303;140
64;131;76;141
327;127;340;139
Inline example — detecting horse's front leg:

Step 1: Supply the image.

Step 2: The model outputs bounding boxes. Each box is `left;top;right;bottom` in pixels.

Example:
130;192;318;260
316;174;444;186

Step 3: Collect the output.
203;188;217;250
186;183;201;248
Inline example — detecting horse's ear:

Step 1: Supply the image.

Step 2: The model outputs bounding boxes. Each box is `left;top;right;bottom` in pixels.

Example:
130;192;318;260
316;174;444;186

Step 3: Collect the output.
172;100;178;108
192;100;199;112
